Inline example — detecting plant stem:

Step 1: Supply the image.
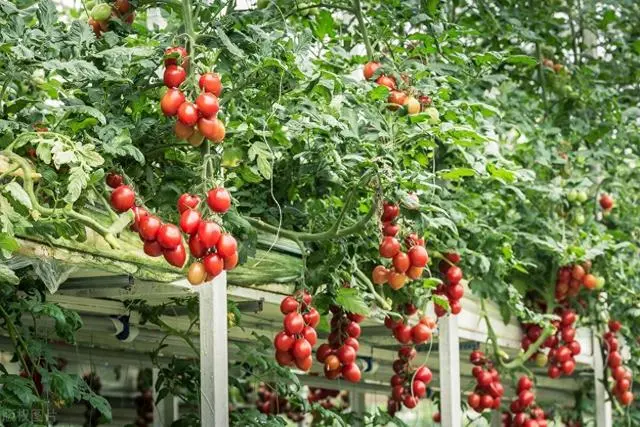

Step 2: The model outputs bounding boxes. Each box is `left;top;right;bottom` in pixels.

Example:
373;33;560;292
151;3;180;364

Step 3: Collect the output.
536;42;548;112
355;267;391;310
352;0;373;60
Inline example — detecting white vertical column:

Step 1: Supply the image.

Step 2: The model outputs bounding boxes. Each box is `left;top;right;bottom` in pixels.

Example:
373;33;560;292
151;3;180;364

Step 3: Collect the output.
593;332;612;427
350;390;365;426
438;313;461;427
199;271;229;426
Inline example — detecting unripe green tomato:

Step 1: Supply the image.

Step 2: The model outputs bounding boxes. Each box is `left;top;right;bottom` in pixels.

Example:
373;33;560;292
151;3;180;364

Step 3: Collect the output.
576;155;586;165
595;277;605;290
535;352;548;367
227;312;236;328
567;189;578;202
498;350;509;361
256;0;269;9
425;107;440;124
574;212;585;225
90;3;112;21
577;190;588;203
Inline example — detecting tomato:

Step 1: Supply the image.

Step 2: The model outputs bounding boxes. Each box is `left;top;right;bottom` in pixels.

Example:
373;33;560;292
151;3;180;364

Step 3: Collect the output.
292;338;312;359
382;222;399;236
273;331;294;352
381;202;399;221
619;391;634;406
412;379;426;398
450;299;462;314
174;121;194;140
164;46;188;67
223;252;238;270
196;92;219;118
335;344;355;364
376;75;396;90
419;95;432;106
403;395;417;409
561;327;576;342
599;193;614;210
139;215;161;241
143;240;162;257
517;376;533;393
280;296;298;314
187;130;205;147
88;18;108;37
110;185;135;212
324;354;341;371
114;0;131;14
388;272;406;290
346;321;361;338
179;210;201;234
123;11;135;24
393;324;412;344
316;344;333;363
448;283;464;300
341;363;361;383
302;326;317;346
130;206;148;232
207;187;231;213
275;350;293;366
608;351;622;368
106;172;123;189
304;308;320;327
444;252;461;263
562;359;576;375
391;252;409;273
446;265;463;284
408;245;428;267
188;234;207;258
405;233;424;247
198;73;223;96
198;117;225;142
177;193;200;213
379;236;400;258
406;96;421;115
197;221;222;248
371;265;388;284
555;346;572;363
388;90;407;107
177;102;199;126
187;262;206;285
609;320;622;332
162;244;186;268
163;65;186;88
363;61;381;80
406;266;423;280
216;234;237;258
284;312;304;335
420;316;436;329
157;224;182;249
203;253;224;277
398;346;416;361
91;4;112;21
467;393;481;410
160;89;186;116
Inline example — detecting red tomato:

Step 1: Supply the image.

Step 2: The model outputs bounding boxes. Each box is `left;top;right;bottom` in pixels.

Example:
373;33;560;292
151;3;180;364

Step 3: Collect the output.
379;236;400;258
608;351;622;368
316;344;333;363
164;46;188;67
203;253;224;277
517;376;533;392
188;234;207;258
198;73;223;96
196;92;219;118
415;366;432;384
381;202;399;221
207;187;231;213
143;240;162;257
382;222;400;236
393;324;412;344
392;252;410;273
177;102;199;126
412;379;426;398
346;321;361;338
448;283;464;300
275;350;293;366
177;193;200;213
174;121;194;140
295;355;313;371
445;252;461;263
304;308;321;328
180;210;201;234
283;312;304;335
403;395;417;409
609;320;622;332
157;224;182;249
411;323;431;344
302;326;317;346
162;244;186;268
197;221;222;248
114;0;130;14
216;234;237;258
139;215;161;241
106;172;123;189
599;193;614;210
363;61;381;80
130;206;148;232
223;252;238;270
343;337;359;351
274;331;294;352
280;296;299;314
619;391;634;406
342;363;361;383
110;185;135;212
292;338;312;359
388;90;408;106
160;89;186;116
376;75;396;89
406;266;423;280
571;264;585;280
468;393;481;410
446;265;463;284
197;117;225;142
408;245;429;267
163;65;186;88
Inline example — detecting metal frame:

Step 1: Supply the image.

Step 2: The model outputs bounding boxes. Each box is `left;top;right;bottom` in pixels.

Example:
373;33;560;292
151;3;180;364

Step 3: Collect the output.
438;313;461;427
593;332;612;427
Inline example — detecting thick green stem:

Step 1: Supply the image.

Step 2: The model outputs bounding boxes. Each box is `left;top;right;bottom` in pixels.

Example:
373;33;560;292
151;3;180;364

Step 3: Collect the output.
352;0;373;60
355;267;392;310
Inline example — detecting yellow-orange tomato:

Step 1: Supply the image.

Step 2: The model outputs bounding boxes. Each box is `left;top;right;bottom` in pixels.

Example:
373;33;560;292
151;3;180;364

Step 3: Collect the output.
188;130;205;147
175;121;194;140
372;265;389;285
388;272;407;290
388;90;408;106
325;354;340;371
406;266;423;280
406;97;421;115
363;61;381;80
187;262;206;285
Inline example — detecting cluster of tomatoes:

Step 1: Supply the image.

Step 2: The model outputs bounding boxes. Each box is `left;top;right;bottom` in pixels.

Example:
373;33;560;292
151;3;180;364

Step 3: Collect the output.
362;62;429;115
502;376;548;427
604;320;634;406
315;306;364;383
467;351;504;412
434;253;464;316
159;47;225;146
371;202;429;290
384;304;435;346
540;307;580;378
542;58;564;73
387;355;433;414
88;0;134;37
255;383;304;422
308;387;350;410
555;261;603;300
273;292;320;372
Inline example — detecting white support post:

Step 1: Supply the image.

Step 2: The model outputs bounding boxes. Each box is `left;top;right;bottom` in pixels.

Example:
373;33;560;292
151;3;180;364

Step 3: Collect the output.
199;272;229;426
350;390;366;426
438;313;461;427
593;333;612;427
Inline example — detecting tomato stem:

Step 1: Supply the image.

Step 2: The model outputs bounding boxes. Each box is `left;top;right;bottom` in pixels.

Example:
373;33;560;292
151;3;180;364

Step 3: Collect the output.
352;0;373;60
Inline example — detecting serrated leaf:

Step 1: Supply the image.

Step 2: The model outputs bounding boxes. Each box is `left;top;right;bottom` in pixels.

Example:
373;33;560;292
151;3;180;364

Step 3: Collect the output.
505;55;537;66
215;28;245;58
487;164;515;183
64;166;89;203
37;0;56;30
65;105;106;125
335;288;370;315
314;10;335;38
4;182;32;209
256;155;272;179
0;263;19;285
440;167;476;180
0;233;19;252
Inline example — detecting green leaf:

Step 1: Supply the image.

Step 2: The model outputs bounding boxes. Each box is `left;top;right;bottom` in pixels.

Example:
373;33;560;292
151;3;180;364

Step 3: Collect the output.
432;294;450;310
487;164;516;183
215;28;245;58
4;182;32;209
440;167;476;180
0;263;19;285
64;105;107;125
335;288;370;316
422;277;442;288
64;166;89;203
505;55;537;66
314;10;335;38
108;210;134;234
426;0;439;16
37;0;57;31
